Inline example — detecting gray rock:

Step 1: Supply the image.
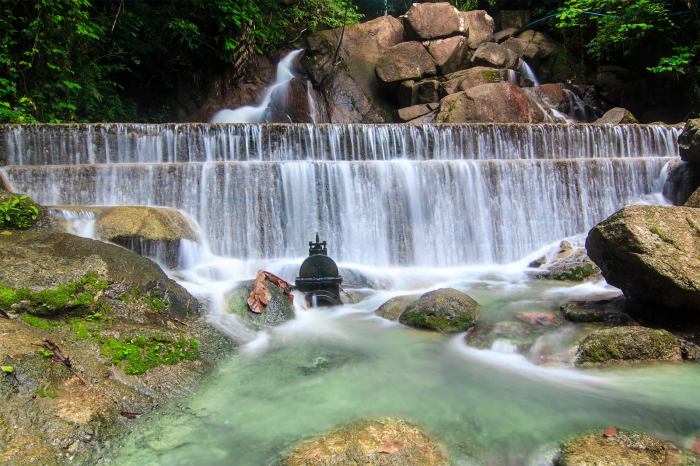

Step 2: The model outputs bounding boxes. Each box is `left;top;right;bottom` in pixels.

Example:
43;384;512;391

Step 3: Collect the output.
376;42;437;84
399;288;480;333
586;205;700;314
679;118;700;162
493;28;518;43
425;36;470;74
441;67;504;94
398;104;435;122
471;42;519;69
375;295;417;320
405;2;466;40
225;279;294;330
461;10;494;49
594;107;638;124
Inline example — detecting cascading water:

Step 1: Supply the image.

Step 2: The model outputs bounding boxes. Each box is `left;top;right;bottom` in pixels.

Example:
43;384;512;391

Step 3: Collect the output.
519;59;541;86
210;50;303;123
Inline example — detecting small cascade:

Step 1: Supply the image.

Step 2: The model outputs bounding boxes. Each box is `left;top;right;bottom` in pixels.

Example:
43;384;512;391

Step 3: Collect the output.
49;208;98;239
306;81;319;124
210;50;303;123
519;60;541;86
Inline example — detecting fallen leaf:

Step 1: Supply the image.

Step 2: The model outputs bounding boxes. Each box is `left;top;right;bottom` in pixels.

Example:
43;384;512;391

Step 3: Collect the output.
377;439;402;454
692;437;700;455
603;426;618;438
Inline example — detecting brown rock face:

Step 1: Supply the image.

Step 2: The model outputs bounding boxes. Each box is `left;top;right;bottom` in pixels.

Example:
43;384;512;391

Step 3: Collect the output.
283;418;446;466
436;82;544;123
586;205;700;313
679;118;700;162
376;42;437;84
425;36;470;74
441;67;504;94
594;107;638;124
405;2;466;40
471;42;519;69
303;16;404;123
461;10;494;49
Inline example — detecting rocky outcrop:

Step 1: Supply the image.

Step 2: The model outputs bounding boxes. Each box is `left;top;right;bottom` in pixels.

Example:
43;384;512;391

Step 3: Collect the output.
405;2;465;40
304;16;404;123
399;288;480;333
425;36;470;75
282;418;446;466
594;107;638;124
0;229;232;465
376;42;437;84
471;42;519;69
436;82;545;123
679;118;700;162
441;67;504;94
555;429;693;465
375;295;417;320
224;278;295;330
461;10;494;49
586;205;700;314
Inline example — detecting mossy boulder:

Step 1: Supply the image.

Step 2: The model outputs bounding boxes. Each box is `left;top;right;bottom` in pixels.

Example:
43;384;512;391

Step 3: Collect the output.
225;279;295;330
586;205;700;314
576;326;682;366
399;288;480;333
555;429;692;465
282;418;446;466
375;295;417;321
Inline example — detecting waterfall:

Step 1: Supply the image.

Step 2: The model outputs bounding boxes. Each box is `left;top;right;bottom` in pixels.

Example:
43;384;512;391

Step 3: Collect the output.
519;60;540;86
1;123;677;267
210;50;303;123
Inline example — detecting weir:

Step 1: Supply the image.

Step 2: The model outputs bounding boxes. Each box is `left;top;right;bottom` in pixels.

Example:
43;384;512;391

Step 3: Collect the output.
0;123;678;266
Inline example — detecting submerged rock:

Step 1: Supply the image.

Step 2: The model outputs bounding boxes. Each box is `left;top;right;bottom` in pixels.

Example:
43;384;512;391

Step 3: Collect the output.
399;288;480;333
679;118;700;163
575;326;682;365
586;205;700;314
514;311;558;326
555;429;692;465
465;320;538;352
225;278;295;330
282;418;446;466
375;295;417;321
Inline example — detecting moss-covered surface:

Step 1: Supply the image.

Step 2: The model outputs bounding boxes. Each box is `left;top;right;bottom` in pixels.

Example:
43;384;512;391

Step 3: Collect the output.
576;326;682;366
399;288;480;333
282;418;447;466
551;264;598;281
555;429;693;466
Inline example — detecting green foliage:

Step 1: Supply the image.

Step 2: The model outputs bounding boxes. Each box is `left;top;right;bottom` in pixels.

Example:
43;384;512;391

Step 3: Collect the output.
0;195;40;229
450;0;496;11
0;0;361;123
19;314;55;330
1;365;14;374
101;335;199;375
648;45;700;75
144;295;168;313
38;348;54;359
36;385;59;398
0;271;108;316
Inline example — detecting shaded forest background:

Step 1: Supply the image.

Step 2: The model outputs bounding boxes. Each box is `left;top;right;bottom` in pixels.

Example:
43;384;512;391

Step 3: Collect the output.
1;0;698;123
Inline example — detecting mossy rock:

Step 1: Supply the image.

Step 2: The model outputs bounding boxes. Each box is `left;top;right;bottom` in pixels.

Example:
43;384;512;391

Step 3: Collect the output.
282;418;446;466
576;326;682;366
375;295;417;321
555;429;692;465
399;288;480;333
225;279;294;331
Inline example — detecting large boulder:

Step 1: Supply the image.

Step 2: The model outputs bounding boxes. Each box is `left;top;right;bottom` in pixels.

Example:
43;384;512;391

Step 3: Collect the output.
679;118;700;163
224;278;294;330
436;82;544;123
282;418;446;466
424;36;470;74
376;42;437;84
512;30;581;83
303;16;404;123
441;67;504;94
586;205;700;314
555;429;692;465
594;107;638;124
461;11;494;49
91;206;200;268
399;288;480;333
405;2;465;40
375;295;417;320
470;42;519;69
575;326;682;365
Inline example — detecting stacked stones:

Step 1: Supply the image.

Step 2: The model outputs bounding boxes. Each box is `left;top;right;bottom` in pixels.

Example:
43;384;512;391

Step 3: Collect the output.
373;3;577;123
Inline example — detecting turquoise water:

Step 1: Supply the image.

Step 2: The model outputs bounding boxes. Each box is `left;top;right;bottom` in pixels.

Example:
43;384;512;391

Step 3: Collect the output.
111;267;700;466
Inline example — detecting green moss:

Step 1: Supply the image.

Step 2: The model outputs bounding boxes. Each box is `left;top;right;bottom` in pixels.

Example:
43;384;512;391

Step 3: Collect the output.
36;385;59;398
555;265;596;281
101;334;199;375
0;194;40;229
144;295;168;313
649;225;674;244
0;271;109;316
19;314;56;330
